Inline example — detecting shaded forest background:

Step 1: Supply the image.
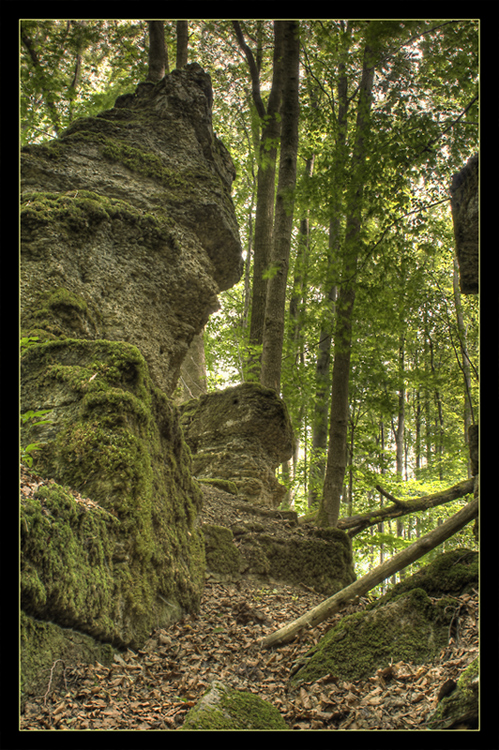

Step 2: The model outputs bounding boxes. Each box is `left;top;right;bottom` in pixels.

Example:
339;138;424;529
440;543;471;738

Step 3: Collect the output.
21;19;479;586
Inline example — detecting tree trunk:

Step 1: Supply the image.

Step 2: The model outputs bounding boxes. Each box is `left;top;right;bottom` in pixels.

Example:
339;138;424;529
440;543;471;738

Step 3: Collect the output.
178;331;207;401
338;477;474;536
260;21;300;392
147;21;168;81
233;21;285;379
261;496;478;648
452;256;475;476
309;25;350;507
176;20;188;68
318;35;375;527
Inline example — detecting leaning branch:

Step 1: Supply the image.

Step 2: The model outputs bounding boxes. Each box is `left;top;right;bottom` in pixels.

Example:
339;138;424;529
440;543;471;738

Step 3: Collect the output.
337;477;474;537
261;497;477;649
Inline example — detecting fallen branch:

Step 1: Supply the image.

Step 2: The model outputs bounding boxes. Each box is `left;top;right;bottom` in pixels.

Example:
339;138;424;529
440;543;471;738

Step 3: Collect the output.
261;497;477;649
337;477;475;537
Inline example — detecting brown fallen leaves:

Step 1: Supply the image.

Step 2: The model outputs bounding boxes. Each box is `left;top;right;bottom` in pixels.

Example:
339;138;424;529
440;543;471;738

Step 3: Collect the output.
20;576;478;731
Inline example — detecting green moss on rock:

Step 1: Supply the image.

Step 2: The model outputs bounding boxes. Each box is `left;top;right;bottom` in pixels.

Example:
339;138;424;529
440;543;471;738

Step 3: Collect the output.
21;611;115;707
427;657;479;729
202;524;243;578
180;681;288;730
291;587;455;685
21;338;205;649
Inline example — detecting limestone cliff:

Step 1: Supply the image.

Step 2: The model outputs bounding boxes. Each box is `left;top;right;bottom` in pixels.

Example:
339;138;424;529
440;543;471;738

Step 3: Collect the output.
21;63;243;394
20;64;243;691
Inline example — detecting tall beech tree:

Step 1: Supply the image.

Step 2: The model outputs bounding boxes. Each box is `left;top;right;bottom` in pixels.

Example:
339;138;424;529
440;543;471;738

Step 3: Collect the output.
318;24;377;527
260;21;301;392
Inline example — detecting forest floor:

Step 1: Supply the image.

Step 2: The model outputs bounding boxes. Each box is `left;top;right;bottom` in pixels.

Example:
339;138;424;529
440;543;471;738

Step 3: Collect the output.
20;482;479;732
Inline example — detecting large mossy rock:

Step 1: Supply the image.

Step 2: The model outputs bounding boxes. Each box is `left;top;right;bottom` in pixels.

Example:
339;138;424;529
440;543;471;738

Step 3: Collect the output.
290;549;478;685
199;484;356;594
180;681;288;730
21;339;205;649
450;153;478;295
21;63;242;395
290;587;456;685
180;383;295;508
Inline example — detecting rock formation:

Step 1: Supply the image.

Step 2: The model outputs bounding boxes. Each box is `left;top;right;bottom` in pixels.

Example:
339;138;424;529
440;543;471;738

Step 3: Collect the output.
21;63;242;394
20;64;243;696
450;153;478;295
180;383;295;508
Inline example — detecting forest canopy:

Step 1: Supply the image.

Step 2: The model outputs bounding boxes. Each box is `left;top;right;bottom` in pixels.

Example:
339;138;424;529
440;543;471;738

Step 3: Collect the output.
20;19;479;582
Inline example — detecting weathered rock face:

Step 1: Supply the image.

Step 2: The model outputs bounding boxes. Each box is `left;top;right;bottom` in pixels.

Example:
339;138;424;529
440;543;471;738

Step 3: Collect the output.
21;63;243;394
199;483;357;595
450;153;478;295
180;383;295;508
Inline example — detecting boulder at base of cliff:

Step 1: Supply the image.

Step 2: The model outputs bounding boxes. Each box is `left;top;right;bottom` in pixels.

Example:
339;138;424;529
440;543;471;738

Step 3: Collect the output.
290;549;478;685
180;681;288;730
180;383;295;508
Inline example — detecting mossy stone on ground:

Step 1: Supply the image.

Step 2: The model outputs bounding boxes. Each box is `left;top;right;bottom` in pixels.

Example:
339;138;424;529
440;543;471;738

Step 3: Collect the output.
290;587;456;685
180;681;288;730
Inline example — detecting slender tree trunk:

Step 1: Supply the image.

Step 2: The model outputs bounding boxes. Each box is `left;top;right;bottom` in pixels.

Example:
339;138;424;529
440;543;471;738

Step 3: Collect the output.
453;256;474;476
318;35;376;527
261;21;300;392
176;20;188;68
147;21;168;81
233;21;284;379
178;331;207;401
309;24;351;507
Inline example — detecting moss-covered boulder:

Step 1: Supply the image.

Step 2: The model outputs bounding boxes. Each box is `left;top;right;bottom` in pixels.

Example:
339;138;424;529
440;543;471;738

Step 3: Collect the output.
180;383;294;507
20;612;115;708
426;657;479;729
290;587;457;685
180;681;288;730
369;548;478;608
237;527;356;596
21;339;205;649
203;524;244;579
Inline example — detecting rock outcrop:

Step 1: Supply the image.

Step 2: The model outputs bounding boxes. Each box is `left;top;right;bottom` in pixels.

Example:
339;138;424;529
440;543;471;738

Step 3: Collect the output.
20;64;243;698
450;153;478;295
21;63;243;395
180;383;295;508
199;482;357;596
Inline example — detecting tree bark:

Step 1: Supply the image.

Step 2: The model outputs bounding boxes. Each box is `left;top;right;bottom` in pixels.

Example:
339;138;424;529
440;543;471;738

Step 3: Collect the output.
309;24;350;507
261;496;478;648
176;20;188;68
260;21;300;392
233;22;284;379
318;34;376;527
147;21;168;82
338;476;475;536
